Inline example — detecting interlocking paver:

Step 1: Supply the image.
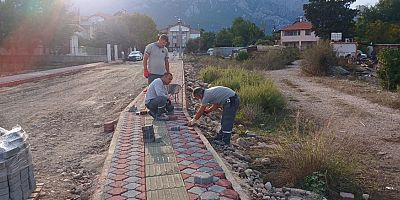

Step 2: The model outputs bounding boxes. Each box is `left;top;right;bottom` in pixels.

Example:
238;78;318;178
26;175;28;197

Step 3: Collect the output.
146;174;184;190
98;61;242;200
208;185;226;193
121;189;140;198
188;186;207;195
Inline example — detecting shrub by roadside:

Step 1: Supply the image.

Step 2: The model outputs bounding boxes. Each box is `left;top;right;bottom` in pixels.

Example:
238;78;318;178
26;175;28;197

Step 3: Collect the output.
275;132;364;199
198;66;286;114
301;40;337;76
377;48;400;91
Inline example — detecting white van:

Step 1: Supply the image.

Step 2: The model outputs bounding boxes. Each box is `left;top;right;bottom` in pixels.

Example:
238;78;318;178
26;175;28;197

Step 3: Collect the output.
207;48;214;56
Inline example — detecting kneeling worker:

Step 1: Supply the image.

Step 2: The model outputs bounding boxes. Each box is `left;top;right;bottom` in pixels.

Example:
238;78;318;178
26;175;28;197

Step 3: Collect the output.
188;86;240;145
145;73;174;121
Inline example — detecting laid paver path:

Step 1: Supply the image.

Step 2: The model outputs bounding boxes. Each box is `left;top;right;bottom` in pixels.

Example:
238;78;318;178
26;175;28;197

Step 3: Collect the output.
94;60;246;200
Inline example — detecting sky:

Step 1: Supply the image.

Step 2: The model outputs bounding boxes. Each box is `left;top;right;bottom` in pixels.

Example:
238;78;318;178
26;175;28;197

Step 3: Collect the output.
352;0;379;8
70;0;381;15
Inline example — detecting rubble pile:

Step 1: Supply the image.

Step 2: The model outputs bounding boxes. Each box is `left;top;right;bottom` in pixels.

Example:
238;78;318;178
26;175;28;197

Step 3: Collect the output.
0;126;36;200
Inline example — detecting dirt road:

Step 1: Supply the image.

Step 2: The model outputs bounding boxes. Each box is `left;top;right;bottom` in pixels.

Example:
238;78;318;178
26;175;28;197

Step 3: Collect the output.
264;63;400;198
0;62;146;199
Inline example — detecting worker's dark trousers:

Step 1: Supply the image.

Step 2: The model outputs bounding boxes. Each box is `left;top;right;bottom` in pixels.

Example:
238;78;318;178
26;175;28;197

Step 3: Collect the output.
215;95;240;145
145;96;174;117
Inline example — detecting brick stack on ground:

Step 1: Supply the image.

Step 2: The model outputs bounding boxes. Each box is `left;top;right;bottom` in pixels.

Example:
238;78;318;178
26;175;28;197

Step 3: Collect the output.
0;126;36;200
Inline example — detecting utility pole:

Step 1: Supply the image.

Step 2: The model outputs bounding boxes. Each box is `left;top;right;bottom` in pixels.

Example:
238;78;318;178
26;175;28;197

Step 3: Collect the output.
178;17;182;59
198;24;201;53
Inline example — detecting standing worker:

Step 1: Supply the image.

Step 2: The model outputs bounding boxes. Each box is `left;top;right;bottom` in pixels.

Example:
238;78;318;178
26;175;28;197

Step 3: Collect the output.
143;34;170;85
188;86;240;145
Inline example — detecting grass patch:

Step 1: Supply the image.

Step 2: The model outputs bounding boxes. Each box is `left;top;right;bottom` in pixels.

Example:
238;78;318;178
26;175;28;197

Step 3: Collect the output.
198;66;286;113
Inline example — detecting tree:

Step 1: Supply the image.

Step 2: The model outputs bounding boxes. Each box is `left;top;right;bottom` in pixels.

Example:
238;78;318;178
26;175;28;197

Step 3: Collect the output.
185;38;200;53
215;28;234;47
93;13;157;52
231;17;264;46
199;31;216;51
304;0;358;40
0;0;75;53
355;0;400;43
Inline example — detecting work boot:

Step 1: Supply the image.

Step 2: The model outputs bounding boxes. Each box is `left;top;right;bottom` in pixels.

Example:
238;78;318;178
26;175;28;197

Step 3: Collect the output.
221;133;232;146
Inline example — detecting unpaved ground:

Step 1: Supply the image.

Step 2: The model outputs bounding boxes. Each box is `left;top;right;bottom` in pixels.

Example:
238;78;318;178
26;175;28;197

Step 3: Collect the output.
0;62;146;199
263;63;400;198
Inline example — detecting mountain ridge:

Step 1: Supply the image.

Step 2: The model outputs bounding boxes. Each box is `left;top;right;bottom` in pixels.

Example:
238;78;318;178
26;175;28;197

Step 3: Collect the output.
72;0;309;33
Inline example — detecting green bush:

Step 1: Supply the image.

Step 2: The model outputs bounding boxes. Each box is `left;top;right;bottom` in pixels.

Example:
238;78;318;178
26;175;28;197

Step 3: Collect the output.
282;47;300;64
236;104;264;125
301;40;337;76
238;80;286;112
198;66;224;83
377;48;400;91
236;51;249;61
304;171;327;196
198;67;285;113
242;50;288;70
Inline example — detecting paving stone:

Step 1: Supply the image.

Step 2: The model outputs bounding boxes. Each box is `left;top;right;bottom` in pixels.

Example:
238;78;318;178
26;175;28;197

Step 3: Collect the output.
185;177;195;183
198;167;213;173
123;182;141;191
178;160;193;166
0;187;9;195
188;186;207;195
182;168;197;174
208;185;226;193
193;172;214;185
194;159;210;165
147;187;189;200
108;195;127;200
188;147;201;151
221;189;239;200
124;170;140;177
146;174;184;191
145;163;179;176
213;171;226;179
187;163;202;169
204;162;219;168
110;181;128;188
121;189;141;198
216;179;232;189
125;176;140;183
199;191;220;200
108;187;128;196
146;146;174;155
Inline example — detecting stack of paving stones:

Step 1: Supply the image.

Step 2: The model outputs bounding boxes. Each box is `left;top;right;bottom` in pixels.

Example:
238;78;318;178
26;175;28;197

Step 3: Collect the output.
166;111;240;200
0;126;36;200
102;112;147;200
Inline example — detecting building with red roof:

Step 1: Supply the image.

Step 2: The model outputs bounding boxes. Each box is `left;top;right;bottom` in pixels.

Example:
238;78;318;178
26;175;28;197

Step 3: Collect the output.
280;19;319;50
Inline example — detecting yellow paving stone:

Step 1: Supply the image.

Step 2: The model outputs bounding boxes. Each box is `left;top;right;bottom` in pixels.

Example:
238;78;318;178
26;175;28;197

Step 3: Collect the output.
145;153;177;165
147;187;189;200
145;162;180;177
145;146;175;155
146;174;184;191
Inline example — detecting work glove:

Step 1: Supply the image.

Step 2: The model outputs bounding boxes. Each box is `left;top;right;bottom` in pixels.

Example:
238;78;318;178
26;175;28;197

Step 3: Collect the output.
144;68;149;78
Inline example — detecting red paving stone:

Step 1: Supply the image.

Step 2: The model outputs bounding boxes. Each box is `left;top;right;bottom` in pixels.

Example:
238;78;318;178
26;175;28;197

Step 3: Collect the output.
108;188;128;196
221;189;240;200
97;61;243;200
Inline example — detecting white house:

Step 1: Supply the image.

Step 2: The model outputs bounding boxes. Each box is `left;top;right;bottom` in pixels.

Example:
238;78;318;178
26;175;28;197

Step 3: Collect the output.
160;24;201;52
280;20;319;50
